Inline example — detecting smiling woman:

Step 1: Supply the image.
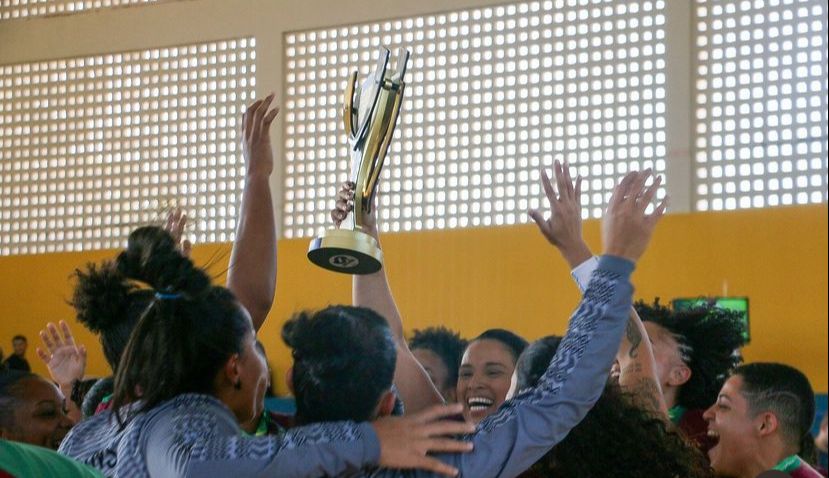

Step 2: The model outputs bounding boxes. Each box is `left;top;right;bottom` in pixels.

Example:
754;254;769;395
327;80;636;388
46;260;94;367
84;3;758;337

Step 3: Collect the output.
457;328;528;424
0;370;74;450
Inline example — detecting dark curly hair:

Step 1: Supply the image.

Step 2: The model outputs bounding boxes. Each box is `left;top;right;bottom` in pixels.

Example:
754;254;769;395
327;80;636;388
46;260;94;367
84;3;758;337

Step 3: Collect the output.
71;262;154;371
109;226;250;425
282;306;396;425
409;326;467;391
517;336;713;478
636;298;746;410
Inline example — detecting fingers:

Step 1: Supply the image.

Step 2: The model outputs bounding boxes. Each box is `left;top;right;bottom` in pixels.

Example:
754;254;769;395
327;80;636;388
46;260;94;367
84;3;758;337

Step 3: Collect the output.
628;169;652;202
47;322;63;349
562;161;575;199
176;211;187;238
609;171;640;207
412;456;460;477
636;175;662;212
78;344;88;365
539;168;557;209
423;437;474;454
251;93;276;139
553;160;569;202
243;99;262;139
412;403;466;425
332;182;356;226
164;210;176;235
337;182;356;202
419;419;477;438
181;239;192;258
264;106;280;126
647;196;670;224
574;175;583;205
39;329;55;352
59;321;75;348
36;346;50;364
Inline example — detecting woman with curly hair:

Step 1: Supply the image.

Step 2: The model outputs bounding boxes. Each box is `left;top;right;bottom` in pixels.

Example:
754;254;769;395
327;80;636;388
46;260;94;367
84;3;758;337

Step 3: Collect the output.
514;336;713;478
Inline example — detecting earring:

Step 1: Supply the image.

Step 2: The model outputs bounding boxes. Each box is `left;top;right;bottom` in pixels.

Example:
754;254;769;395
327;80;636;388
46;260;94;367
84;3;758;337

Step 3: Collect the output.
234;379;242;390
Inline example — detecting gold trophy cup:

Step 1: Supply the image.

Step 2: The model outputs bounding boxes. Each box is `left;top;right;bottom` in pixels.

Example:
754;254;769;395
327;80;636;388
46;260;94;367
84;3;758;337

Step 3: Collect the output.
307;47;410;274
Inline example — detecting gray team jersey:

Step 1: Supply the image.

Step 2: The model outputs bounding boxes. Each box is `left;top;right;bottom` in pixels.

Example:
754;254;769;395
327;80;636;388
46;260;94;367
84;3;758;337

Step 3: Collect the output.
59;255;634;478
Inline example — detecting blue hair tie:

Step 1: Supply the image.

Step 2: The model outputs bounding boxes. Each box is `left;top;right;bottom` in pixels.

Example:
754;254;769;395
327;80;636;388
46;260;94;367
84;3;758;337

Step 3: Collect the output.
155;292;182;300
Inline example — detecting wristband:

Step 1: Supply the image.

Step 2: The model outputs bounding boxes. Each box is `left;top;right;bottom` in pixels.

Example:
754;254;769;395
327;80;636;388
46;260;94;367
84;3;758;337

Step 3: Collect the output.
570;256;600;293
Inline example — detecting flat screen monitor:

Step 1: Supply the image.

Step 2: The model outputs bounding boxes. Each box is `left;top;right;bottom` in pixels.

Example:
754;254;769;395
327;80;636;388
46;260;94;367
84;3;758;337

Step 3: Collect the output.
671;296;750;343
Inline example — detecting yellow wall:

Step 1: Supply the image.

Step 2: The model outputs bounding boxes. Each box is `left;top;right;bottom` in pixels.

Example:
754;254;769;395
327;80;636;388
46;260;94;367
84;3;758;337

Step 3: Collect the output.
1;205;827;396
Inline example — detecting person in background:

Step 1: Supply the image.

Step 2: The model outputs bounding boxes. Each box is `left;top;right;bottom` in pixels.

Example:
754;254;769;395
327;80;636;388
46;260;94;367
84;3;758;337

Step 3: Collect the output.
4;336;31;372
409;327;467;403
636;298;746;452
704;362;823;478
0;370;74;450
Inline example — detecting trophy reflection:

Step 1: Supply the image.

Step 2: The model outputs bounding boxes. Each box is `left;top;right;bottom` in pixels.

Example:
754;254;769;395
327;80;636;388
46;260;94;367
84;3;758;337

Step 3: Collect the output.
307;47;410;274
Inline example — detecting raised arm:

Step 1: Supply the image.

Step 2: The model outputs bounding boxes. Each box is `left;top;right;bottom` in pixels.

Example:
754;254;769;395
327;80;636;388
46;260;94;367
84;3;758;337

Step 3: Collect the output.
531;161;668;416
36;321;87;423
385;170;669;478
226;95;279;331
332;183;445;414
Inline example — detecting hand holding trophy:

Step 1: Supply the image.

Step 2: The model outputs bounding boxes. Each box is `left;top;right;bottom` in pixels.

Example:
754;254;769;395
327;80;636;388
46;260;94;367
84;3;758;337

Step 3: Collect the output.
307;47;410;274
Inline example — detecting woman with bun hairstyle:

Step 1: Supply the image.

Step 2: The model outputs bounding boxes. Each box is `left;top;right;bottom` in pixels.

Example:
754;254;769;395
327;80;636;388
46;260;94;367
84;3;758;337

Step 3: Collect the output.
58;226;473;477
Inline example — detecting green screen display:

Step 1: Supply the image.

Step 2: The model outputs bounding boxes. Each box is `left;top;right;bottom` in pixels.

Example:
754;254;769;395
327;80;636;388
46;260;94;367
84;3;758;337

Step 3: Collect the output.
671;297;750;343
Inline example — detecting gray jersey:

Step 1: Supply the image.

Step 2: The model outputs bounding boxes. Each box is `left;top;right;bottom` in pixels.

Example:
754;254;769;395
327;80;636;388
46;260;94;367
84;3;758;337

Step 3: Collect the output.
59;393;380;477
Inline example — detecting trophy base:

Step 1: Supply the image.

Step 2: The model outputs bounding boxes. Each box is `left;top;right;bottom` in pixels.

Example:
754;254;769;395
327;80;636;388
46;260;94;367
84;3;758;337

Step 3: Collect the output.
307;229;383;275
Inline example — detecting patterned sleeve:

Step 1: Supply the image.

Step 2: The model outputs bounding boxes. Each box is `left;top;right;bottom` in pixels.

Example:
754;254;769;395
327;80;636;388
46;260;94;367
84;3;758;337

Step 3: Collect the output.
377;255;635;478
142;398;381;477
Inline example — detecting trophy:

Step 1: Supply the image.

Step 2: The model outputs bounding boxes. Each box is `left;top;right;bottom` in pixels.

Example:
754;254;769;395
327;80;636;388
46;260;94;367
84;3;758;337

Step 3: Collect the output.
307;47;410;274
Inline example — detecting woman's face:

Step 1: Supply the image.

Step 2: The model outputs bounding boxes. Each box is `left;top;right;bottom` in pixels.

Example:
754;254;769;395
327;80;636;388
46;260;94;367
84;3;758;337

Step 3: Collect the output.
456;339;516;424
0;376;73;449
229;307;269;425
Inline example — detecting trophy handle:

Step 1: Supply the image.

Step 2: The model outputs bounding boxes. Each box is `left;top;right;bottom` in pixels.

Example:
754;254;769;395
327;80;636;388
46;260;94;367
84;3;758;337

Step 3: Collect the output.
343;71;358;137
363;83;405;213
352;48;390;144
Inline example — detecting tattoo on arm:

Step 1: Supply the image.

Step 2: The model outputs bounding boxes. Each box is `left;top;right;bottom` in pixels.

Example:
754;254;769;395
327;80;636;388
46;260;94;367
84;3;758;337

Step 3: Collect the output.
625;318;642;359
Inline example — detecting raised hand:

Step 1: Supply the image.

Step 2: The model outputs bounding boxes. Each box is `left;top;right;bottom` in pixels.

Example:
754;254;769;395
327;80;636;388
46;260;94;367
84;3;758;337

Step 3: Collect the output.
164;208;192;257
227;94;279;332
601;170;668;262
528;160;592;268
372;403;474;476
331;181;377;231
242;92;279;178
36;321;87;388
